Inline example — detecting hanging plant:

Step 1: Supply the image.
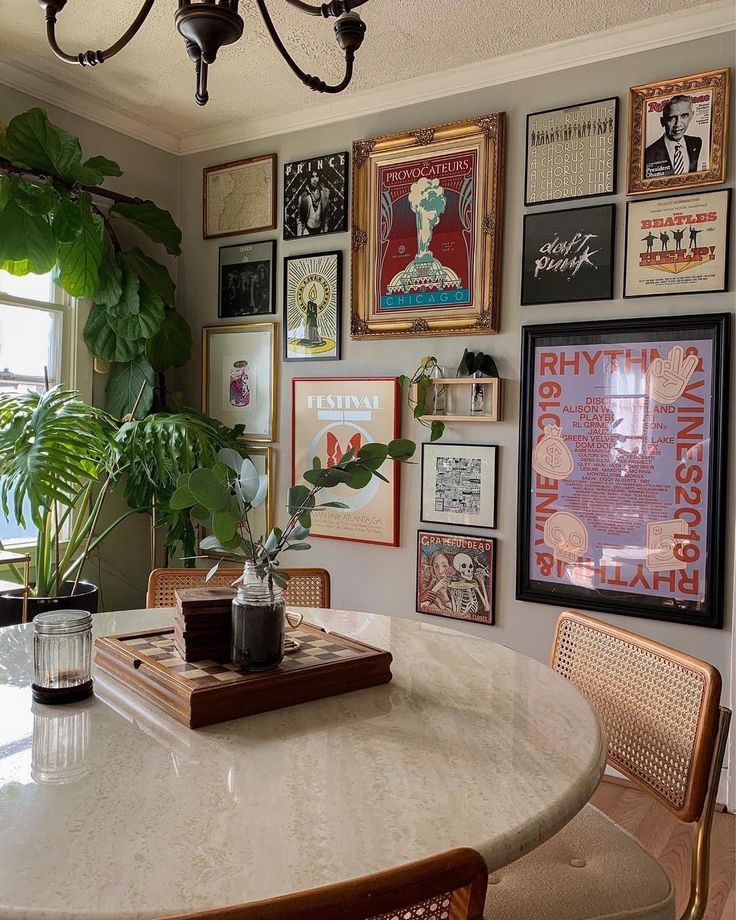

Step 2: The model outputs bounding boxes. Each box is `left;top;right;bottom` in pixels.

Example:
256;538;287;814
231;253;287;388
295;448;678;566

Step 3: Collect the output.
0;107;192;418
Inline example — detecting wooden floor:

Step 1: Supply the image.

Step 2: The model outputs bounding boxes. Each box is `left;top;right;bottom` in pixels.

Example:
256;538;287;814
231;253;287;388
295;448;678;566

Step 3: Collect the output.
592;778;735;920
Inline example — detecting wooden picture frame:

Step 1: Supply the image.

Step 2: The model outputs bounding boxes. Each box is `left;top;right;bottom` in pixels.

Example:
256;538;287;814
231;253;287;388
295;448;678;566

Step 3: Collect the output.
283;251;342;361
291;377;401;546
627;68;730;196
416;530;496;624
283;151;349;240
420;442;498;529
203;154;277;239
351;113;505;339
525;97;618;205
517;314;730;628
218;239;276;318
201;322;277;442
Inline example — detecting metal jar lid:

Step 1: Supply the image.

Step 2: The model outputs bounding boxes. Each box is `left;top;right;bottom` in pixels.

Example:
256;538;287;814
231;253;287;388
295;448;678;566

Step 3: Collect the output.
33;610;93;636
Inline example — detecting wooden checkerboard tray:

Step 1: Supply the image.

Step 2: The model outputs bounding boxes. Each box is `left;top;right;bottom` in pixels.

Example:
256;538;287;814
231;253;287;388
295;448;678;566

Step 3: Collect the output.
94;622;392;728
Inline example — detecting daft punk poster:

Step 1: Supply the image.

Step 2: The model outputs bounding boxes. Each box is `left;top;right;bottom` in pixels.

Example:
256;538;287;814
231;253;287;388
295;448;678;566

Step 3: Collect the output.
417;531;495;624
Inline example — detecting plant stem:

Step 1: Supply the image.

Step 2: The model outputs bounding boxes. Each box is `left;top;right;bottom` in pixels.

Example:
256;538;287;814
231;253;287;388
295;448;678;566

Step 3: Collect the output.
0;157;145;206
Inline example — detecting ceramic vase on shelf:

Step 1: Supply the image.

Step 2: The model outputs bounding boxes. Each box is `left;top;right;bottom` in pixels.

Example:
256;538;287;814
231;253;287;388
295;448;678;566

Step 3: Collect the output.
231;562;285;672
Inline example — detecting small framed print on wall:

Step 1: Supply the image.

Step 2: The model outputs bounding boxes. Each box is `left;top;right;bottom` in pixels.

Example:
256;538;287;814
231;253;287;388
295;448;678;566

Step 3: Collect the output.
627;68;730;195
203;154;277;239
416;531;495;625
219;239;276;317
202;323;276;442
521;204;615;305
284;251;342;361
421;442;498;529
283;151;349;239
525;97;618;205
624;189;731;298
292;377;400;546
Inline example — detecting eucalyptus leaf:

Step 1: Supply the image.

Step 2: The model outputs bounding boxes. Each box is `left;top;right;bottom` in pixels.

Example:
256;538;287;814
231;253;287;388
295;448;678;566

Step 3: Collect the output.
190;503;210;523
357;442;388;469
110;201;182;256
318;501;349;509
188;467;228;512
298;511;312;529
200;534;227;553
212;509;237;544
287;484;311;514
169;485;195;510
251;473;268;509
105;356;155;420
388;438;416;460
205;561;221;584
290;524;310;541
344;464;372;489
218;447;244;473
285;543;311;551
238;457;259;502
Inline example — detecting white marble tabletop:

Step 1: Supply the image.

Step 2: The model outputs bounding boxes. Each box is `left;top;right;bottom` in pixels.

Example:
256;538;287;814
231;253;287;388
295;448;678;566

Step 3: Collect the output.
0;608;606;920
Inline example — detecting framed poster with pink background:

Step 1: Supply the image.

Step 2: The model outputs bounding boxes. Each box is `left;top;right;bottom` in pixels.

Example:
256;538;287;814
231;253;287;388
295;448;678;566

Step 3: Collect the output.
517;315;729;628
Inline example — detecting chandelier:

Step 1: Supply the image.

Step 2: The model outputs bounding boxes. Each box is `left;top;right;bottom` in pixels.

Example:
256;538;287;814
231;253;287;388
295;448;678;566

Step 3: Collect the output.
37;0;369;106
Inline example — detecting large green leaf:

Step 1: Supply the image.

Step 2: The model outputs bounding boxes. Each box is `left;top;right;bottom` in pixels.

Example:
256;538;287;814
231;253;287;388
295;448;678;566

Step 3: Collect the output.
83;302;145;362
146;309;192;372
52;199;83;243
0;199;57;275
0;176;10;216
70;154;123;186
82;155;122;178
57;204;104;297
108;283;164;342
105;357;155;420
3;108;83;183
188;467;228;512
125;247;175;305
94;239;124;308
110;201;182;256
105;262;140;318
11;178;58;217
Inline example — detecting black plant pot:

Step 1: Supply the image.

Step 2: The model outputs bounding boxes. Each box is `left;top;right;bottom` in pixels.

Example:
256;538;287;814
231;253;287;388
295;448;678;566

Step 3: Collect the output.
0;581;98;628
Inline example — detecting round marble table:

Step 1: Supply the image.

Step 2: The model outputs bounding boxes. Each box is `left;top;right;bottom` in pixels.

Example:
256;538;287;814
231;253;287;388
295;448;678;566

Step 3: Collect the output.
0;608;606;920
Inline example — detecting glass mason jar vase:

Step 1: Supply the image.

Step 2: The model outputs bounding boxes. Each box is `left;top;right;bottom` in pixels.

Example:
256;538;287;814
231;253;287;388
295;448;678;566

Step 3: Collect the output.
32;610;93;704
231;576;285;672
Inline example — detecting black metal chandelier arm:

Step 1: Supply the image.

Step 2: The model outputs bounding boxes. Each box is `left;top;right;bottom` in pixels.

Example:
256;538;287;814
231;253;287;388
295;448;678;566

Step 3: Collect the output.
41;0;156;67
282;0;369;19
254;0;359;93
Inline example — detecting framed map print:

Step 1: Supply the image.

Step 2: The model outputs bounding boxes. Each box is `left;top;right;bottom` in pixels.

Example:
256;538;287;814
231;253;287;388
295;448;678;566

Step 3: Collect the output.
416;531;495;624
628;69;730;195
525;97;618;205
517;315;730;628
219;239;276;317
203;154;277;239
521;204;615;305
201;323;276;441
351;113;505;339
292;377;400;545
283;151;349;239
421;442;497;528
624;190;730;298
284;251;342;361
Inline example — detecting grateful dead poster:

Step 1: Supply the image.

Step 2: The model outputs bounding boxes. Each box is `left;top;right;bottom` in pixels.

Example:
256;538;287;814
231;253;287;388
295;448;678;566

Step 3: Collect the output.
517;316;729;627
416;531;495;624
624;190;730;297
291;378;400;545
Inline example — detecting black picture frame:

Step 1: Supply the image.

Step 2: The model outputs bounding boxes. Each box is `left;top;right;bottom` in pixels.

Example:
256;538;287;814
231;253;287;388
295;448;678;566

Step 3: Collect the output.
623;188;731;299
283;151;349;240
283;250;342;362
420;442;498;529
521;203;615;306
416;530;496;625
218;238;276;318
517;314;730;628
525;97;618;206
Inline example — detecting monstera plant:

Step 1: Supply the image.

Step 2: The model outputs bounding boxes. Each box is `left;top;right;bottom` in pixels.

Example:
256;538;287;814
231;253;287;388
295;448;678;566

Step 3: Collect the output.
0;107;192;417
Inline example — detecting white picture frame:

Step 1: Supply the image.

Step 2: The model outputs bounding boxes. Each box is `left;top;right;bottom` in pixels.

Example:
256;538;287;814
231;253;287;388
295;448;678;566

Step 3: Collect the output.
420;442;498;529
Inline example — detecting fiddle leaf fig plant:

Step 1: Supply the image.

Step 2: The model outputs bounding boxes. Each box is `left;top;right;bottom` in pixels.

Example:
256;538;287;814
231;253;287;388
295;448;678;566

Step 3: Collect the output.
0;107;191;417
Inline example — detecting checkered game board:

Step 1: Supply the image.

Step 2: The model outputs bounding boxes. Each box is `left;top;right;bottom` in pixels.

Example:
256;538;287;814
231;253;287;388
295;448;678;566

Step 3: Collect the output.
120;628;370;689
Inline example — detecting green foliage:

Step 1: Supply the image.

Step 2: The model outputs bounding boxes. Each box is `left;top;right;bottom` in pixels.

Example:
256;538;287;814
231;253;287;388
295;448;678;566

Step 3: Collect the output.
57;200;104;296
110;202;182;256
400;356;445;442
146;309;192;372
105;357;156;420
457;348;499;378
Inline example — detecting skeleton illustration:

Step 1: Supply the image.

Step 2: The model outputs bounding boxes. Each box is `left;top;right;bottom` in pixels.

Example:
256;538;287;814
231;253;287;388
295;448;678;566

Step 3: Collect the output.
543;511;589;564
448;552;490;616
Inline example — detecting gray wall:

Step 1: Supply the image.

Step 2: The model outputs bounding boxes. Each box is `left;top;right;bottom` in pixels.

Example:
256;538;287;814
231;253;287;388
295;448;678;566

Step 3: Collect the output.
177;31;736;705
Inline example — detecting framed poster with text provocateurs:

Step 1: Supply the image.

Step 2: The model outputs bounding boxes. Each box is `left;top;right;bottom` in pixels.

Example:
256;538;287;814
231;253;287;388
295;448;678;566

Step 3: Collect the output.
351;113;505;339
517;315;729;628
292;377;400;546
417;531;495;625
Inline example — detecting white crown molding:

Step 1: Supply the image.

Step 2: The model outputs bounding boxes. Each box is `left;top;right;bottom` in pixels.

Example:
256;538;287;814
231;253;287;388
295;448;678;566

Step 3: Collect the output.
0;1;733;157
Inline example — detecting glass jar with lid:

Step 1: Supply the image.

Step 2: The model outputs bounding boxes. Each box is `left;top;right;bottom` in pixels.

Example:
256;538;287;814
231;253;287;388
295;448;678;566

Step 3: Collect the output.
32;610;93;704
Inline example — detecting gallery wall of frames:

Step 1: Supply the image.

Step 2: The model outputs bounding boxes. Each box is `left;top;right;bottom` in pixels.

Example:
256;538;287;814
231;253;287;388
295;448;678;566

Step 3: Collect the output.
178;33;735;669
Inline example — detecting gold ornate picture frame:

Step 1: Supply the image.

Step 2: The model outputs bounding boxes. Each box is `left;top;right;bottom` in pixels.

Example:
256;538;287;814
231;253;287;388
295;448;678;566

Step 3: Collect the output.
627;68;730;196
351;113;505;339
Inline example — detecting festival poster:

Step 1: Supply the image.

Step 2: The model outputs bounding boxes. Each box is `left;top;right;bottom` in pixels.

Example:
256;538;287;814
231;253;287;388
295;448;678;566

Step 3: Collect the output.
416;531;495;624
625;190;730;297
375;148;478;314
519;317;729;627
291;378;400;546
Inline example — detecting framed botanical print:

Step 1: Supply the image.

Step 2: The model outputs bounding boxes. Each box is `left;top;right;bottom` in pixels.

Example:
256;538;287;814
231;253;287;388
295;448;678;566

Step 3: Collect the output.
416;531;495;624
521;204;615;305
421;443;498;529
292;377;400;546
351;113;505;339
283;251;342;361
201;323;277;442
517;314;730;628
219;239;276;317
624;189;730;298
525;97;618;205
283;152;349;239
200;448;273;553
627;69;730;195
203;154;277;239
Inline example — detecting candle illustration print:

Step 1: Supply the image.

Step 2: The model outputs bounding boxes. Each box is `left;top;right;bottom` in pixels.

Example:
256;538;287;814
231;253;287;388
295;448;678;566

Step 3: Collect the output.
284;252;342;361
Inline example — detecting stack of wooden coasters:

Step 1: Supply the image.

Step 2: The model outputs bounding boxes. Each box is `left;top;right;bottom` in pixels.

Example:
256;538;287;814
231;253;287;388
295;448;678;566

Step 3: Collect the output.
173;587;236;663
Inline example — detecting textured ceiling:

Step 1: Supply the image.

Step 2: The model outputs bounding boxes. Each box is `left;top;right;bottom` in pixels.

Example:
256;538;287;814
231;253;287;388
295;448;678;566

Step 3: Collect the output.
0;0;721;143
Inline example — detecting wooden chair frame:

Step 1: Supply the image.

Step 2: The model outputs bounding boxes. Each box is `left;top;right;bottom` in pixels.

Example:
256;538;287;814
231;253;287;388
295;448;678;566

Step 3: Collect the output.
551;611;731;920
162;847;488;920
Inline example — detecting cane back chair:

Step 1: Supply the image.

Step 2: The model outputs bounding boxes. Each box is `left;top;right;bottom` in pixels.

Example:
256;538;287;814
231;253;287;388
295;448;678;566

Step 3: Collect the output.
485;610;730;920
146;567;330;610
162;847;488;920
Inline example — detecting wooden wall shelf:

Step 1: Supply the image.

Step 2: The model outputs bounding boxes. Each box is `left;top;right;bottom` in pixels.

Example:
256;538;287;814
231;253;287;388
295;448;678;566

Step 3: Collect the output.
423;377;502;422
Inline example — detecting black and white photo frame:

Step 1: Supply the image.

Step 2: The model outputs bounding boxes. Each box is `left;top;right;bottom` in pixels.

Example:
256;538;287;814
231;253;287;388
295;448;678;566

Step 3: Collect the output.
421;442;498;529
283;151;349;239
218;239;276;318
